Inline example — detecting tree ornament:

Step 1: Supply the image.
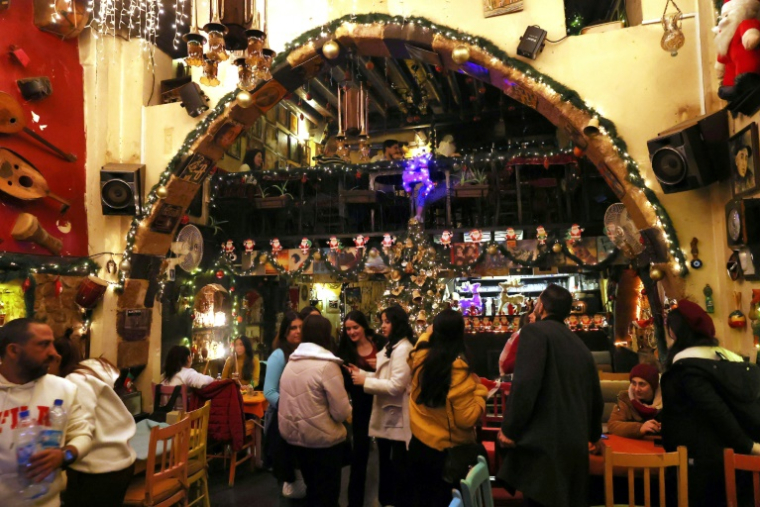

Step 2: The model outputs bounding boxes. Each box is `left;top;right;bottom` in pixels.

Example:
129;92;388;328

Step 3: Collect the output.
428;246;437;256
572;146;585;158
354;235;367;249
156;185;168;199
54;277;63;297
440;231;452;248
237;90;255;108
729;291;747;329
435;65;443;72
22;277;31;293
237;316;243;323
478;86;486;94
369;248;379;258
567;224;584;243
487;244;498;255
552;242;563;254
649;265;664;281
305;92;313;100
452;45;470;64
365;60;375;70
215;270;224;279
120;258;131;273
322;40;340;60
181;214;190;225
382;234;396;250
243;239;255;254
543;157;550;169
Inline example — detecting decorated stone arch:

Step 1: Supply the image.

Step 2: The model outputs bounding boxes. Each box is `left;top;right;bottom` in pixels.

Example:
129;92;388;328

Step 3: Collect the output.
114;14;687;366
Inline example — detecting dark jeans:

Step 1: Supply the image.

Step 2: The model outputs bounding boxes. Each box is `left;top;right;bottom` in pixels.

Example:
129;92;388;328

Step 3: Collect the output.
293;443;344;507
61;463;135;507
377;438;411;507
347;389;373;507
408;435;453;507
263;406;297;483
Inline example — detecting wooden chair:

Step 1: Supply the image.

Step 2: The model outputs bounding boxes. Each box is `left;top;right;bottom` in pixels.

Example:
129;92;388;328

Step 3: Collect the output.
207;416;260;486
602;444;688;507
124;417;191;507
187;401;211;507
449;489;465;507
724;448;760;507
460;455;494;507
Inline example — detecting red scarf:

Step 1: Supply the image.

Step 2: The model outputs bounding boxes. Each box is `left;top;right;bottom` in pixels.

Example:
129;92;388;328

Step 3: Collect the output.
631;398;660;420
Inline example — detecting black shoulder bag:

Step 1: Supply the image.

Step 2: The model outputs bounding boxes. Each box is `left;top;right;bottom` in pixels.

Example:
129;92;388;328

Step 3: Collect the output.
442;399;488;484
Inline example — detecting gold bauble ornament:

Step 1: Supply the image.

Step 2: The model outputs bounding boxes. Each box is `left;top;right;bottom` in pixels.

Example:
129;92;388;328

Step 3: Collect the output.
391;269;402;280
237;90;255;108
156;185;168;199
428;246;437;256
650;266;664;281
119;258;131;273
312;250;322;261
322;40;340;60
487;244;498;255
369;249;379;258
552;243;563;254
451;45;470;65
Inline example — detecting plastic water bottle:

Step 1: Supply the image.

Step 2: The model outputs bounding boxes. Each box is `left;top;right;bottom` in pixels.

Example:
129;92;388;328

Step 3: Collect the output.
38;400;66;485
16;410;48;500
216;373;221;381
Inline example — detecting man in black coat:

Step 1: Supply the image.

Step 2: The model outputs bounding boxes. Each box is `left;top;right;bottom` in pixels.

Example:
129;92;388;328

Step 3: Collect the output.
497;284;604;507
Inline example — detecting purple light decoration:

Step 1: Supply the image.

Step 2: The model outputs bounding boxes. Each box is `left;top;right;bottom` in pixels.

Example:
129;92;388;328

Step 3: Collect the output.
402;153;434;205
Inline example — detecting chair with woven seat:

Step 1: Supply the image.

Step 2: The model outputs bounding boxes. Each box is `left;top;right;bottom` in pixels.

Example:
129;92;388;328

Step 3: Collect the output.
724;448;760;507
601;444;688;507
124;417;191;507
187;401;211;507
460;455;494;507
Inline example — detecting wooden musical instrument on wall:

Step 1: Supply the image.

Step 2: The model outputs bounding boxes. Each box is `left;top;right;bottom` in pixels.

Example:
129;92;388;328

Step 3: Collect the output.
0;92;77;162
0;148;71;213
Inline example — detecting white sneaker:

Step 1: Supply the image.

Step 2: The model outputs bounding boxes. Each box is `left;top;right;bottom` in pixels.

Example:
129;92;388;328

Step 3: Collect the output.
282;479;307;499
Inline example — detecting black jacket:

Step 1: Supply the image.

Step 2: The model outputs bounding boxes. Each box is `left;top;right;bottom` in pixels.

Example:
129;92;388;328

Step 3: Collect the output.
661;350;760;506
497;316;604;507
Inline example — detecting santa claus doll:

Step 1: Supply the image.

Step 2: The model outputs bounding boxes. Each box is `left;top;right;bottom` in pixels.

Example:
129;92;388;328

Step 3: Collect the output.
714;0;760;101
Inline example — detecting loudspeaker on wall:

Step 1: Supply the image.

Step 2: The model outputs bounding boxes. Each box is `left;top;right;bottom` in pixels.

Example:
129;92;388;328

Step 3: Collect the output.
101;164;145;215
647;109;729;194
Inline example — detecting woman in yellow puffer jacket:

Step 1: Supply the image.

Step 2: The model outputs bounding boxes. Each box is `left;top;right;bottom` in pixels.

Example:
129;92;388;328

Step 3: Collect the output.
408;309;488;507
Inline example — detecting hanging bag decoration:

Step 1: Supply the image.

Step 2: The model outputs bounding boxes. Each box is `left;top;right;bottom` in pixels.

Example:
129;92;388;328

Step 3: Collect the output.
442;398;487;484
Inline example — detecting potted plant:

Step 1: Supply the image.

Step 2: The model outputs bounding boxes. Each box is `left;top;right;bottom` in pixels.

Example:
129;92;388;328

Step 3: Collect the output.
252;182;293;209
453;167;489;198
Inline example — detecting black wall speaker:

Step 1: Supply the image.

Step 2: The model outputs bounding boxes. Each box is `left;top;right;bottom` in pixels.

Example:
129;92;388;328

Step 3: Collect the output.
647;109;729;194
101;164;145;215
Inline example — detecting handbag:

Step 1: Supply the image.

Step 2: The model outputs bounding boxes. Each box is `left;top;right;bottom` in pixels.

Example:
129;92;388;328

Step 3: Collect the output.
442;400;487;484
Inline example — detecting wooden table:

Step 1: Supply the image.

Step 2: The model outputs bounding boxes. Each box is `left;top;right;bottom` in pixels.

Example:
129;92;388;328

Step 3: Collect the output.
589;434;664;476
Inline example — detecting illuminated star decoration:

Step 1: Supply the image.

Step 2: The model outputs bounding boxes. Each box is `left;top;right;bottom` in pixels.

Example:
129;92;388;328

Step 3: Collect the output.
402;154;434;207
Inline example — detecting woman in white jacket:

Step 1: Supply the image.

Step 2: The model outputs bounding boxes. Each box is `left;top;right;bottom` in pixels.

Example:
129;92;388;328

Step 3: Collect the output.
161;346;215;388
279;315;351;507
52;337;136;507
349;305;415;507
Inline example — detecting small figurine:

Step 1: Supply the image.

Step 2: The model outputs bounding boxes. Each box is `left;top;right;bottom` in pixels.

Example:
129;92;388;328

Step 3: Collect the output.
469;229;483;243
536;225;548;246
299;238;312;256
568;224;584;243
354;234;367;249
242;238;255;254
382;233;395;251
270;238;283;255
580;314;592;331
327;236;341;251
223;239;236;261
440;230;452;249
505;227;517;249
690;238;702;269
703;284;714;314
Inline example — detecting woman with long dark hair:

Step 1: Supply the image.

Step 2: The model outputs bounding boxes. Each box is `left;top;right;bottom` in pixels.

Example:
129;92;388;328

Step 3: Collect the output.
661;300;760;507
222;335;260;388
349;305;416;507
337;311;385;507
263;311;306;499
161;345;215;388
52;340;136;507
408;309;487;506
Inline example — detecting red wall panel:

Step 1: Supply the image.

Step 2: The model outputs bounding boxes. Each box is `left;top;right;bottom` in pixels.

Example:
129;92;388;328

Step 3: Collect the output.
0;2;88;257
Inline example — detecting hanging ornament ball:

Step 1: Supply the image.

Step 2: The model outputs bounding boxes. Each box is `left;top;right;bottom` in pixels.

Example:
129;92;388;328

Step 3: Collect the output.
543;158;550;169
181;214;190;225
313;250;322;261
451;45;470;65
229;286;235;293
435;65;443;72
407;116;414;123
478;86;486;94
572;146;585;158
650;266;665;281
237;316;243;323
22;277;31;293
305;92;313;100
365;60;375;70
156;185;168;199
369;249;379;258
428;246;437;256
237;90;255;108
322;40;340;60
190;313;195;320
120;258;131;273
552;243;563;254
300;113;304;121
216;270;225;279
487;244;498;255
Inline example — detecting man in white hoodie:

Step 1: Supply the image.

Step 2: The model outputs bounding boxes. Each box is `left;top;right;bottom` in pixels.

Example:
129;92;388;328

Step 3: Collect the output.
0;318;93;507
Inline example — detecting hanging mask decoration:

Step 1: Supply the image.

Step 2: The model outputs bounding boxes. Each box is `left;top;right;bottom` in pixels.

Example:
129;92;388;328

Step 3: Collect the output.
106;257;117;275
690;237;702;269
750;289;760;347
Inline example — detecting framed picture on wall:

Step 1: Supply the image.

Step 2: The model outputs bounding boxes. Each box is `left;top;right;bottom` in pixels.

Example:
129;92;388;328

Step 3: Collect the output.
483;0;523;18
265;107;277;123
277;105;288;127
226;137;243;160
288;135;300;163
276;129;289;158
729;122;760;197
264;148;277;170
289;111;299;135
326;299;340;313
264;122;277;151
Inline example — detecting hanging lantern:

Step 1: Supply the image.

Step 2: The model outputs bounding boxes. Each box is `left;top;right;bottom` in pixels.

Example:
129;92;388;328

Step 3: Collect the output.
183;30;206;67
202;5;229;63
235;58;256;91
244;29;266;70
200;58;220;87
257;49;276;83
358;137;371;162
336;137;350;160
337;82;368;138
661;1;685;57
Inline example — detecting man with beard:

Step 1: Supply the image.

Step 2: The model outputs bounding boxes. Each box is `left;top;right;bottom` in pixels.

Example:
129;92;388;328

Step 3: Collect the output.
0;318;93;507
496;285;603;507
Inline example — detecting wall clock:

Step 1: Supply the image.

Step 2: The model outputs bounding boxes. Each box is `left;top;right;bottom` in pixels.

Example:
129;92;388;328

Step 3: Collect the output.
725;198;760;247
